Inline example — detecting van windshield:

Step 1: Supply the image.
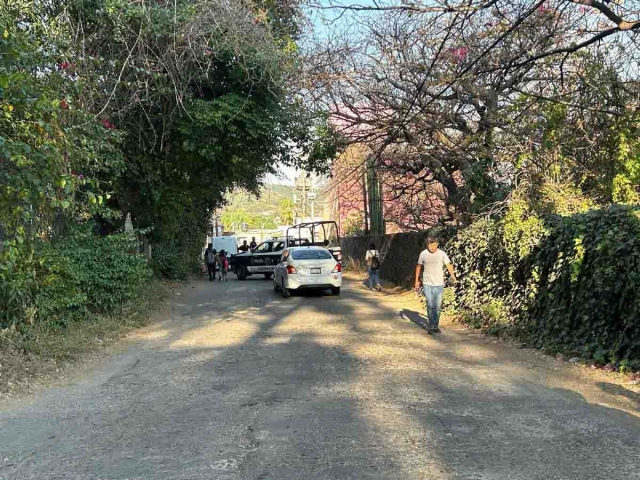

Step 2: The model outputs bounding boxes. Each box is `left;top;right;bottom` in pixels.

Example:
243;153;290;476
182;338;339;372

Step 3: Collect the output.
291;250;333;260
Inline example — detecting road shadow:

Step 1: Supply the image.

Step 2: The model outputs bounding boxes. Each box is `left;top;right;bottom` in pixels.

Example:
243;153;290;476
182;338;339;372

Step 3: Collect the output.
399;308;431;333
597;382;640;408
2;276;640;480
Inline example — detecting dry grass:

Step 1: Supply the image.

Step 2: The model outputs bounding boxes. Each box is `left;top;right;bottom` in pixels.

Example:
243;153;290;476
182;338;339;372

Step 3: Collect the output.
0;279;172;400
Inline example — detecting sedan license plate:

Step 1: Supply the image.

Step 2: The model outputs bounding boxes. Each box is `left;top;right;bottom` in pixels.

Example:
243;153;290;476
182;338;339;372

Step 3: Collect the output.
310;268;321;275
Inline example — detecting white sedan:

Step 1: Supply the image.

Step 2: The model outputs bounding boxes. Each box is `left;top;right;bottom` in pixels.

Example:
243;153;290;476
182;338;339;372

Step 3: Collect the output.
273;246;342;297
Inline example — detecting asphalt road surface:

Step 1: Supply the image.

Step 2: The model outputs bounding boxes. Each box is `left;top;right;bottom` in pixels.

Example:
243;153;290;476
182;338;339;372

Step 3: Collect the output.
1;275;639;480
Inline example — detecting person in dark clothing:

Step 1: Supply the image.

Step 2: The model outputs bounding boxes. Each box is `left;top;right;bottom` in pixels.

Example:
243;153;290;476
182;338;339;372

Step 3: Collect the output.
204;244;217;281
238;240;249;252
249;237;257;250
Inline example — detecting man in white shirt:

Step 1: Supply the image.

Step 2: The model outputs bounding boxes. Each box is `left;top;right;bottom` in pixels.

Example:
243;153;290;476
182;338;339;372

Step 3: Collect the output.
414;235;457;333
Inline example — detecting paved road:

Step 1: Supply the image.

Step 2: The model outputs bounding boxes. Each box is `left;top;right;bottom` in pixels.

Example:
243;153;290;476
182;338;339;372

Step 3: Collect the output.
1;276;639;480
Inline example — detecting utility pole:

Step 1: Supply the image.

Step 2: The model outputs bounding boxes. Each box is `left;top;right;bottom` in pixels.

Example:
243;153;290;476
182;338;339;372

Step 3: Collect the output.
367;157;384;235
362;169;369;235
292;193;298;224
302;173;307;221
295;172;312;222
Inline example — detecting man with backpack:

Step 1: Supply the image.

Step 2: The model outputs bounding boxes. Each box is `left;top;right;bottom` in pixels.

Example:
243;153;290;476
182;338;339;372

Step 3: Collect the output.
365;242;382;291
414;235;457;334
204;244;217;281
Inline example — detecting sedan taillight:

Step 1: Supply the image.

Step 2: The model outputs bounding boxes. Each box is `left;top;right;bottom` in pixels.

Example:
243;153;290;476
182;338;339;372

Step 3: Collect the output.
332;263;342;273
287;265;298;274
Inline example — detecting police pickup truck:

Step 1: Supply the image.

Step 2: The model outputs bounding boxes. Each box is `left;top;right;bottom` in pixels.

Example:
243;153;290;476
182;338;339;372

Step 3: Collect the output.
233;221;342;281
232;238;287;280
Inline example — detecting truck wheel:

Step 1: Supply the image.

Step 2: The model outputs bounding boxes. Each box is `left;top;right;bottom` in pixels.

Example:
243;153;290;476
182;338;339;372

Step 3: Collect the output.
237;265;248;281
263;273;273;280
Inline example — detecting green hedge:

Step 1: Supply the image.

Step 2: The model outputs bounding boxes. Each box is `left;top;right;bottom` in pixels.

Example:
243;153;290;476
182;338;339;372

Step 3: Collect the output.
1;228;153;329
152;243;195;280
448;204;640;370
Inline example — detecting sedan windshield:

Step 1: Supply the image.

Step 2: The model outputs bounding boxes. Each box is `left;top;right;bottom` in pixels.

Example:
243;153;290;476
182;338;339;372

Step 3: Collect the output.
291;249;333;260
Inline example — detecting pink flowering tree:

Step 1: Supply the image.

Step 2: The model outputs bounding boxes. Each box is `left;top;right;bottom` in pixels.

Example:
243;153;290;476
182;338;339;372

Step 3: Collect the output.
305;0;640;223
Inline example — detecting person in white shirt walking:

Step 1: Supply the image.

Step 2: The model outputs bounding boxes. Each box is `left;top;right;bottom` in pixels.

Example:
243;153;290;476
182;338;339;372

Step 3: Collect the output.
414;235;457;333
365;243;382;291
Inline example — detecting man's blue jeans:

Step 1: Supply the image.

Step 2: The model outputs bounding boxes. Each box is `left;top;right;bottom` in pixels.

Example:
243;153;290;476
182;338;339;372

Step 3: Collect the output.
368;269;380;289
423;285;445;329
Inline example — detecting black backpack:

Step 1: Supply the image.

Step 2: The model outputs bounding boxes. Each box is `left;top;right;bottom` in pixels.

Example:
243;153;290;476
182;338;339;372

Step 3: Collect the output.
370;251;381;270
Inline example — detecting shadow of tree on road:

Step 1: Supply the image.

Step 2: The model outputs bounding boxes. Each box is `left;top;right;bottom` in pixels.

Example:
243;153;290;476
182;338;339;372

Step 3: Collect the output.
1;276;640;480
597;382;640;409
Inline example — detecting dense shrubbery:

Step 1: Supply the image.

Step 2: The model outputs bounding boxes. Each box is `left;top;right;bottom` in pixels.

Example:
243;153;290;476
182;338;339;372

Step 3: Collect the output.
447;204;640;370
152;243;196;280
1;227;152;330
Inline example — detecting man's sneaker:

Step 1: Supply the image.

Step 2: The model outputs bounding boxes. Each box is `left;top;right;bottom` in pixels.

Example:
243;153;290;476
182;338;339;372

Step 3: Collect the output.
375;285;382;291
433;328;442;334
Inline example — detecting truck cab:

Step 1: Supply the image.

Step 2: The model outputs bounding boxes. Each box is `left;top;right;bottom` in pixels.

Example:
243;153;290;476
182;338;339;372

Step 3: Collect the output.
233;239;286;280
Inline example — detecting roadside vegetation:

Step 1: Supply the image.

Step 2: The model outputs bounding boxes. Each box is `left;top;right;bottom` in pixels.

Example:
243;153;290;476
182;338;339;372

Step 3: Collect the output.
0;0;335;390
447;202;640;371
0;226;164;397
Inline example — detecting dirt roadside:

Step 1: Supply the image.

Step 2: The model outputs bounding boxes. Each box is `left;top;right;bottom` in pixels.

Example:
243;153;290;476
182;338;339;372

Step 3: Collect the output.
0;280;178;402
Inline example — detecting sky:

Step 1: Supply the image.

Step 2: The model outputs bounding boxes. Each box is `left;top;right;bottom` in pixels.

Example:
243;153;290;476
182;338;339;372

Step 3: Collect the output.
266;165;297;186
269;1;381;186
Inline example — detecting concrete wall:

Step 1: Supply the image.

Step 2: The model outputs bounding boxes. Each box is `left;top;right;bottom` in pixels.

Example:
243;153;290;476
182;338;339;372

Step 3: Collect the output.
341;228;457;289
341;232;429;288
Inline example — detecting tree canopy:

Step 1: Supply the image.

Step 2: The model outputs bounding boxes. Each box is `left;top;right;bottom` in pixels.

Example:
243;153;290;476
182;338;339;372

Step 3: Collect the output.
304;0;640;228
1;0;338;289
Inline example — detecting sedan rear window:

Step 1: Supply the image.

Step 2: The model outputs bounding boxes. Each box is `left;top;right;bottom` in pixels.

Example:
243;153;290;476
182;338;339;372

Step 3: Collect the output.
291;249;333;260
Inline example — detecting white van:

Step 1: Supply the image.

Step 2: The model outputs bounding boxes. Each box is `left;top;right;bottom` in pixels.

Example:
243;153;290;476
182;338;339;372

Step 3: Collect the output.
212;236;238;256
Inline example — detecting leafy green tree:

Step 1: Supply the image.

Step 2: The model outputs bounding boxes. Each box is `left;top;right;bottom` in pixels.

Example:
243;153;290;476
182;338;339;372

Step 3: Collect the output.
0;2;125;323
278;198;295;225
221;210;253;232
61;0;335;273
254;214;278;230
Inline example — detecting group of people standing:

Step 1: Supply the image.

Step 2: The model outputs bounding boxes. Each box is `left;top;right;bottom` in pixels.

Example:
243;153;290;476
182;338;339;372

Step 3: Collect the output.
365;235;457;335
238;237;257;253
203;244;230;282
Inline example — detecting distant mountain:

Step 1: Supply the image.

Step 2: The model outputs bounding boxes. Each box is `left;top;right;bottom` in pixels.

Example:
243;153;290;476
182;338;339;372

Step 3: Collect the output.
220;179;331;234
224;184;293;216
